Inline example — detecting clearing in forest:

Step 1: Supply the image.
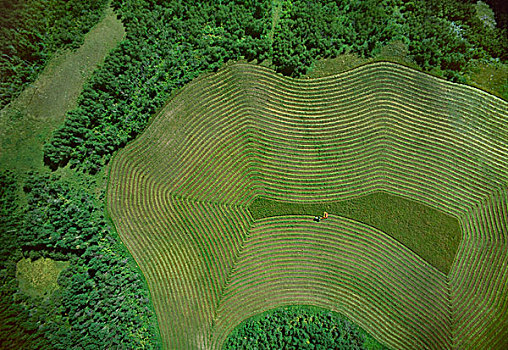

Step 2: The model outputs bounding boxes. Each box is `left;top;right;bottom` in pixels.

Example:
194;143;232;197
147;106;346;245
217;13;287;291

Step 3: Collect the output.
107;62;508;349
0;7;125;174
16;258;69;298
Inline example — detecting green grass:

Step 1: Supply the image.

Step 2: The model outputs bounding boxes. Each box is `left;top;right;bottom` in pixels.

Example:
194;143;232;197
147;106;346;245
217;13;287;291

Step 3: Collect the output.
306;41;418;79
305;53;368;78
467;60;508;100
16;257;69;298
267;0;283;44
248;192;461;274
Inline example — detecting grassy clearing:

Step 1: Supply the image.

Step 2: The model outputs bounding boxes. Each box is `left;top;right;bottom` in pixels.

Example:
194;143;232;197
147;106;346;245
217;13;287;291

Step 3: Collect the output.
0;7;125;176
267;0;283;44
306;41;417;79
305;53;368;78
467;61;508;100
16;257;69;298
248;192;461;274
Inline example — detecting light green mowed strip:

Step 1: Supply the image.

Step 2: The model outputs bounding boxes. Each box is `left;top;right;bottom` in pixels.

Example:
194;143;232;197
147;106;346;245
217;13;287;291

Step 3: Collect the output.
107;62;508;349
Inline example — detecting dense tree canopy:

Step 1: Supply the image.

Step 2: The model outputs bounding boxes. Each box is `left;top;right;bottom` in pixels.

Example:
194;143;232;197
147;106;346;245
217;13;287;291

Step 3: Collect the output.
0;171;160;349
224;305;388;349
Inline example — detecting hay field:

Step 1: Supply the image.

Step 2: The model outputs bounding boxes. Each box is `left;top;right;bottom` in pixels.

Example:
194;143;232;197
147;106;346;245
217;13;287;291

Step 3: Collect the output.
107;62;508;349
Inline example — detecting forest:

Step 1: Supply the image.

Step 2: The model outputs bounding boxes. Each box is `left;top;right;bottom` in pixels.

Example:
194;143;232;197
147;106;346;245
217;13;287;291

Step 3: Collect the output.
0;0;109;109
224;305;387;349
0;0;507;349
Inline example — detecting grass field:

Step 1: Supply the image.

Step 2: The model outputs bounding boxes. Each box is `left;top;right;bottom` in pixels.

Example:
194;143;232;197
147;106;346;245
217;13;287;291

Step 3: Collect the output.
107;62;508;349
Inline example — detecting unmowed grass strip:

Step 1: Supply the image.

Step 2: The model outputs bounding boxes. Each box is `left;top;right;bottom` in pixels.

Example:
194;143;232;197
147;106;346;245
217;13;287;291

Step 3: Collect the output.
248;192;461;274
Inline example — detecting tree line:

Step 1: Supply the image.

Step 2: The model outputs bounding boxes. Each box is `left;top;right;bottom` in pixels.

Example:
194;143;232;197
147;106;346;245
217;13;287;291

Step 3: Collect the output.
224;305;388;349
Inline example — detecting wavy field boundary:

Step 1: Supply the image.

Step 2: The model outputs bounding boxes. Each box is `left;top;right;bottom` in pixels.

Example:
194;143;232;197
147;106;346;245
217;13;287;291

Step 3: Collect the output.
107;62;508;349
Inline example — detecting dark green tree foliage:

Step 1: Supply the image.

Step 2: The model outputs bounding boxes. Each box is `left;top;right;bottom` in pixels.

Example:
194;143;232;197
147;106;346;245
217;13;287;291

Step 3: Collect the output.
0;0;109;108
44;0;508;174
20;175;98;257
272;0;407;76
272;1;350;76
0;172;20;265
404;0;508;81
224;305;388;350
0;172;160;349
0;171;47;349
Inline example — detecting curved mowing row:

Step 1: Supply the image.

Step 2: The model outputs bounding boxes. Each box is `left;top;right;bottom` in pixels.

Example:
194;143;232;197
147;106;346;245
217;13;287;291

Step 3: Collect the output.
211;215;450;349
107;62;508;349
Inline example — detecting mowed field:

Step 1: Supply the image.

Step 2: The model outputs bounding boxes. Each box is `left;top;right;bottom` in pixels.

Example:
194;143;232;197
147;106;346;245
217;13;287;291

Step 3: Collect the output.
107;62;508;349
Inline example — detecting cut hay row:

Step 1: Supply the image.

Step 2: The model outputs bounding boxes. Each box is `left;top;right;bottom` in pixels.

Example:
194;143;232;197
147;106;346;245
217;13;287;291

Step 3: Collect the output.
234;62;507;348
115;69;258;205
108;177;253;348
450;188;508;349
107;62;508;349
237;63;506;207
210;215;450;349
